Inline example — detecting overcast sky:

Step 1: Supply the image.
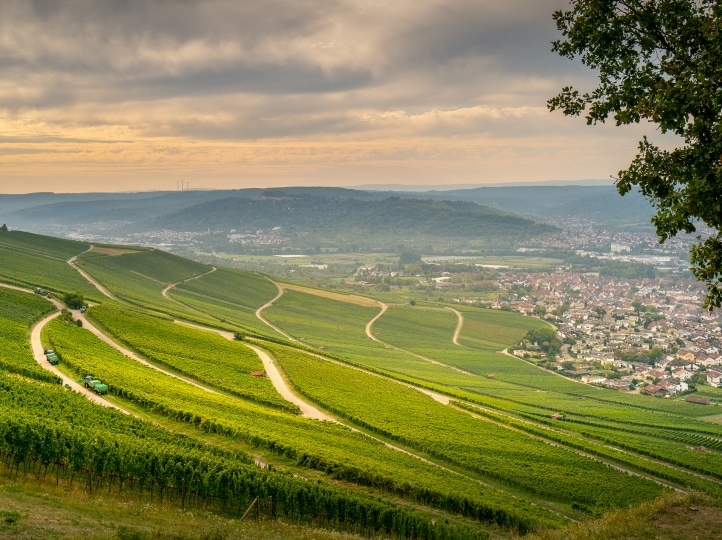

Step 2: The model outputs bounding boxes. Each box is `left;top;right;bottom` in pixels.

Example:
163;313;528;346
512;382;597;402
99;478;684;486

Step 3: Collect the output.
0;0;668;193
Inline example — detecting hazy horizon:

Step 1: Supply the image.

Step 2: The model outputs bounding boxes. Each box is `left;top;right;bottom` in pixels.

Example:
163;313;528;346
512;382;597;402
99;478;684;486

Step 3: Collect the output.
0;178;616;196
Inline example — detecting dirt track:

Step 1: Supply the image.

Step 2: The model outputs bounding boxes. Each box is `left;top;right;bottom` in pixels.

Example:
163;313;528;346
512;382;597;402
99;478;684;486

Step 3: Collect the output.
67;246;118;300
447;307;464;345
364;301;388;342
0;282;131;414
254;278;294;340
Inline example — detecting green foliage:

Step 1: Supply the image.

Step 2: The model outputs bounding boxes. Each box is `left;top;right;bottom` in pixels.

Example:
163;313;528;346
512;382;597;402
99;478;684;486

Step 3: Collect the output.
174;267;277;312
63;291;84;309
0;374;482;540
550;0;722;309
0;511;20;525
524;327;562;355
0;230;89;260
399;251;421;267
75;251;220;324
0;247;98;299
156;195;558;254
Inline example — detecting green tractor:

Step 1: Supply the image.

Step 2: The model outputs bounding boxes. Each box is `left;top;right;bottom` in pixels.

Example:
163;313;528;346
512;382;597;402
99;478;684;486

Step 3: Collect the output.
44;350;60;365
83;375;109;395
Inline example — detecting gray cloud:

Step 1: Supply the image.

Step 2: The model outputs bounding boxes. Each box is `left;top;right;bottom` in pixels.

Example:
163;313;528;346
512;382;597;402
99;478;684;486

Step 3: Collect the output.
0;0;604;145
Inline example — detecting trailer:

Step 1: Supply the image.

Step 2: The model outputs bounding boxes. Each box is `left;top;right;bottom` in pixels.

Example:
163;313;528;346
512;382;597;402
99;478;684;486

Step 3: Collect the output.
45;352;59;365
83;375;109;395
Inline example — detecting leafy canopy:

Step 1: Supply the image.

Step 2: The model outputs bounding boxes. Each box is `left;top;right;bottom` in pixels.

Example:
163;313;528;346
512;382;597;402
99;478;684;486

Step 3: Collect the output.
549;0;722;309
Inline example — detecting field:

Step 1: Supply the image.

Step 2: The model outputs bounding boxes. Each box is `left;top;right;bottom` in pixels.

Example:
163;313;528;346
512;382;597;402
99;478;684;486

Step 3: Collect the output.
1;230;722;539
0;232;101;306
168;266;279;334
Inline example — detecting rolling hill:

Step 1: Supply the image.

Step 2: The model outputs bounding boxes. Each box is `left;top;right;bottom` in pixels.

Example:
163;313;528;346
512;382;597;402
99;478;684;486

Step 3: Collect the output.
0;230;721;539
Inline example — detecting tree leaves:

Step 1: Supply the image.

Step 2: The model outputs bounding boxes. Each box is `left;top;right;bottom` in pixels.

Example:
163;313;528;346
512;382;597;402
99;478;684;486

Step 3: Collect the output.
550;1;722;309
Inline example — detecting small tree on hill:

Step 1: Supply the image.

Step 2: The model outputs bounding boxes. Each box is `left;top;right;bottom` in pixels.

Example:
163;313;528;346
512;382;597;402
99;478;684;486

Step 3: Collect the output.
63;291;85;310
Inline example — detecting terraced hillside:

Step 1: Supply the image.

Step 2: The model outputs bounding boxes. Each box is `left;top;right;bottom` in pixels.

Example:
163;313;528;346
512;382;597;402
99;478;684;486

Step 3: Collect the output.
1;230;721;539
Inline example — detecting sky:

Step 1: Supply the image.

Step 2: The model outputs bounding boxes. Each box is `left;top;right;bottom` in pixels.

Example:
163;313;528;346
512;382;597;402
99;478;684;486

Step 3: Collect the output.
0;0;669;194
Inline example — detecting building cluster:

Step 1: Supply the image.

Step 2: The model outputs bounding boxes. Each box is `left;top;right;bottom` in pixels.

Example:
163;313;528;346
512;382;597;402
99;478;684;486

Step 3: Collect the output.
500;271;722;397
226;231;288;246
518;221;698;256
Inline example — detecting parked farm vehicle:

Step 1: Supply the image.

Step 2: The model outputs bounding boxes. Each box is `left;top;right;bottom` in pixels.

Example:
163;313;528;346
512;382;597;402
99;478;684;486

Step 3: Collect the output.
45;352;60;365
83;375;109;395
34;287;52;298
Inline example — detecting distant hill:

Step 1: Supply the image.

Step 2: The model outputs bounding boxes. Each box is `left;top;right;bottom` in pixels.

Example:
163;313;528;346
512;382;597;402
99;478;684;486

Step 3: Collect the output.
1;185;655;233
154;195;555;239
0;184;657;255
1;187;388;228
0;188;557;253
390;185;656;231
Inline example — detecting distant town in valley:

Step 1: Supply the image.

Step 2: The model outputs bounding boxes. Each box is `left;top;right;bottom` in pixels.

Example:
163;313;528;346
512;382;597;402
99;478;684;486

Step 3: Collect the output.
2;185;720;407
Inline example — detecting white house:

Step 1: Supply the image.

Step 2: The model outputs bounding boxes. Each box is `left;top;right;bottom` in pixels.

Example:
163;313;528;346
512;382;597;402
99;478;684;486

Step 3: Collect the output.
707;370;722;388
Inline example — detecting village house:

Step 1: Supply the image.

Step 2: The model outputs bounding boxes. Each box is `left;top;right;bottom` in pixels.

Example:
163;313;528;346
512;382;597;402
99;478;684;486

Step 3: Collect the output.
643;384;666;397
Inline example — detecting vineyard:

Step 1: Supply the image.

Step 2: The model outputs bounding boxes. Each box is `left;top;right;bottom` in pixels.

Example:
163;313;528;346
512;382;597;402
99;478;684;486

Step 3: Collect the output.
0;287;60;383
88;302;297;411
1;230;722;539
44;314;564;532
265;342;665;512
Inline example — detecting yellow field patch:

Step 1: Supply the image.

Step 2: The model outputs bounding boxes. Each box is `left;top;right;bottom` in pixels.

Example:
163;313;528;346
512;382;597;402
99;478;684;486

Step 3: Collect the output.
280;282;379;307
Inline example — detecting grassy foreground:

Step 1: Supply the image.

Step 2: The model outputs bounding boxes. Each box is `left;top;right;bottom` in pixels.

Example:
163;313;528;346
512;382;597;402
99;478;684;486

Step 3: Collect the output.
522;490;722;540
2;472;720;540
0;472;361;540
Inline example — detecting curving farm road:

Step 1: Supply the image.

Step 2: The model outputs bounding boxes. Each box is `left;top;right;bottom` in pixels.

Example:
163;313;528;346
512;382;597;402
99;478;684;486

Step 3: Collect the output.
67;245;118;300
446;307;464;346
73;310;219;394
161;266;217;300
0;281;131;414
254;277;294;340
245;343;335;422
364;301;388;342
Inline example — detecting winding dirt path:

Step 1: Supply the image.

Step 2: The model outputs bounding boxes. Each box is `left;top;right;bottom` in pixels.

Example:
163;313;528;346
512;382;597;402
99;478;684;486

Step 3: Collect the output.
161;266;217;299
66;250;221;393
245;343;335;421
74;311;219;394
0;282;131;414
364;301;388;342
254;277;294;340
447;307;464;346
30;310;132;413
67;245;117;300
174;319;334;420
